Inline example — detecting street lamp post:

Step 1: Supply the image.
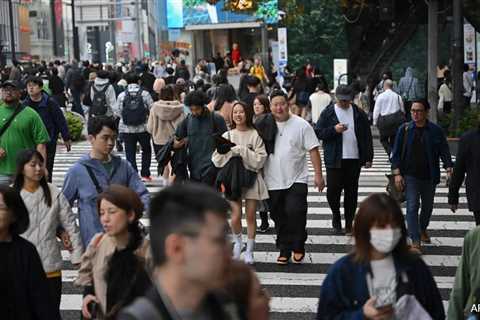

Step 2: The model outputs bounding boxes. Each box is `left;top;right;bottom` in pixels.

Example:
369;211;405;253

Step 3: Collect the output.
8;0;16;61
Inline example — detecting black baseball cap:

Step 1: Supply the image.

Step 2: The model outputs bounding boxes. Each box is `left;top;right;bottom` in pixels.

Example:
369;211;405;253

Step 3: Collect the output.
1;80;20;89
335;84;353;101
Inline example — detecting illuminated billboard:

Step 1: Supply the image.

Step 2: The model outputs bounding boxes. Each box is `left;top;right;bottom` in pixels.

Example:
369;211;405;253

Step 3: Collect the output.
167;0;278;28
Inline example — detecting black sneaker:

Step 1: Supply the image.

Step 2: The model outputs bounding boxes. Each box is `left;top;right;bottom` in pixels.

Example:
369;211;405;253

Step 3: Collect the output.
257;223;269;233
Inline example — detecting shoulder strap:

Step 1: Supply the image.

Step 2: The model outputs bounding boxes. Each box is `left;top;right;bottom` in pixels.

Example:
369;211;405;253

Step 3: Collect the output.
400;124;409;160
211;111;219;135
82;164;103;194
0;104;25;140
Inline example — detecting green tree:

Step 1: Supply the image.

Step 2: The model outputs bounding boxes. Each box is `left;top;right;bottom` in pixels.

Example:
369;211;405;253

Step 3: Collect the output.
282;0;348;87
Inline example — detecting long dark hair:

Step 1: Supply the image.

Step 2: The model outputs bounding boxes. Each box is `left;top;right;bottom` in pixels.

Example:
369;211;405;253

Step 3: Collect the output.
353;193;410;264
253;94;271;114
96;185;145;318
230;101;255;130
14;149;52;207
0;185;30;235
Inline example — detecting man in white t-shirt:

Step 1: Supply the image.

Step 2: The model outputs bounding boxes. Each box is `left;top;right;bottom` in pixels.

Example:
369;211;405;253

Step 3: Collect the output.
263;90;325;265
315;85;373;236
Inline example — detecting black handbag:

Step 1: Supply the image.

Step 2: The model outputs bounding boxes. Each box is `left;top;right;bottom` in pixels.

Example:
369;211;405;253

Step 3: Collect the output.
377;109;405;137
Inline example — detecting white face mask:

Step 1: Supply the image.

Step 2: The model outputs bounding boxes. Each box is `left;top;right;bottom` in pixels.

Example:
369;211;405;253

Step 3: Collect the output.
369;227;402;254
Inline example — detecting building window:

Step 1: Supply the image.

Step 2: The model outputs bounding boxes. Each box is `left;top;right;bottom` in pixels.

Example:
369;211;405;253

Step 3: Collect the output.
37;12;50;40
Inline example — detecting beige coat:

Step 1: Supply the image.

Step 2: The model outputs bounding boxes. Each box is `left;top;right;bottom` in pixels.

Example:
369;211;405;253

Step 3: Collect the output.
75;233;151;317
147;100;185;145
212;128;269;200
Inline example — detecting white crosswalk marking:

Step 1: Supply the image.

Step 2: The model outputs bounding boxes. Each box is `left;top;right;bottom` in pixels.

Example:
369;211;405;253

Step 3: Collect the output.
54;142;469;320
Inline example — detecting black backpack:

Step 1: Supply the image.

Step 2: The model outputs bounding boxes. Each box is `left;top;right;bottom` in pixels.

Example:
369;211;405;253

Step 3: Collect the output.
122;89;147;126
90;85;109;116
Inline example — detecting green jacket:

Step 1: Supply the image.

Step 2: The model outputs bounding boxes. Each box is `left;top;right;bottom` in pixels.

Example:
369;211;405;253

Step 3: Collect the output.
448;227;480;319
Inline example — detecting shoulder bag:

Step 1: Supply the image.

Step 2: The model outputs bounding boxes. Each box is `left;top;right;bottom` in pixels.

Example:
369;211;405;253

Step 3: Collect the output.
0;104;25;141
386;124;408;203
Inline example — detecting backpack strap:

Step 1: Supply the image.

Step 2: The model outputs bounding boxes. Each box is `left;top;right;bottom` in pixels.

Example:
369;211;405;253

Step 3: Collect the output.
400;123;409;161
0;104;25;140
121;297;164;320
82;164;103;194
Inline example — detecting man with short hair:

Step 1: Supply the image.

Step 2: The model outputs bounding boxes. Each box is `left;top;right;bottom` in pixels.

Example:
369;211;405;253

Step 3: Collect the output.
391;99;453;254
316;85;373;236
262;90;325;265
64;59;86;116
118;183;238;320
0;80;50;185
242;75;261;109
114;72;154;181
24;76;72;182
373;79;405;156
174;90;227;186
62;116;149;246
86;70;117;120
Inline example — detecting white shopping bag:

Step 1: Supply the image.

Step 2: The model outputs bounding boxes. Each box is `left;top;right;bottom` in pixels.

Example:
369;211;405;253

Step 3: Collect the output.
395;295;432;320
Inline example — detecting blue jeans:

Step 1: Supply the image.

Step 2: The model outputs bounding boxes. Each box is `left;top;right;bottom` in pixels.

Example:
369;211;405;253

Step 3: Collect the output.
404;175;436;243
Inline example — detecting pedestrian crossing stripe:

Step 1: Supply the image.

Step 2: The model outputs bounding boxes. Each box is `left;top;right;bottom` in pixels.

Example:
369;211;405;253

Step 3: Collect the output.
50;142;466;319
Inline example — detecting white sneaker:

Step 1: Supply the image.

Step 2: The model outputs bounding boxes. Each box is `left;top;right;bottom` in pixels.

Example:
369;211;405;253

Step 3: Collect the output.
244;250;254;265
233;241;242;259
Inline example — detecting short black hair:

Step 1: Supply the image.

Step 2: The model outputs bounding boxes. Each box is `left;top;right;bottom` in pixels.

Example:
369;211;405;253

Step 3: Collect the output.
0;185;29;235
149;183;230;266
87;116;118;136
96;70;110;79
184;90;208;108
125;72;140;85
269;89;288;101
412;99;431;111
25;76;44;87
246;75;260;87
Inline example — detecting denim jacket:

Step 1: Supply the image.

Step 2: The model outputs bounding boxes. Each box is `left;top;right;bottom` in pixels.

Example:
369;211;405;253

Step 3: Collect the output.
316;253;445;320
62;154;150;246
390;120;453;184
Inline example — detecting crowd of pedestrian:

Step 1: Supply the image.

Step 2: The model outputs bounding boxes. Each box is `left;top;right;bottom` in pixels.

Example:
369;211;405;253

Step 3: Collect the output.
1;55;480;320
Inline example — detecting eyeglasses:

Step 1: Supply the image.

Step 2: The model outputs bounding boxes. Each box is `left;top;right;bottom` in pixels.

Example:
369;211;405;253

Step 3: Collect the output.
410;109;425;114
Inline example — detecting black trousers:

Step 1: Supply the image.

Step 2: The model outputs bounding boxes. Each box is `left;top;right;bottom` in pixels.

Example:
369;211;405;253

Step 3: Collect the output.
121;132;152;177
268;183;308;252
46;140;57;183
47;276;62;311
474;211;480;226
380;134;396;157
326;160;361;229
404;101;412;121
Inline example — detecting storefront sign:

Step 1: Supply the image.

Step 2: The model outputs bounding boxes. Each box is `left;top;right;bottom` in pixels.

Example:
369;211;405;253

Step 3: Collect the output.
333;59;348;90
464;23;476;64
167;0;277;28
277;27;287;68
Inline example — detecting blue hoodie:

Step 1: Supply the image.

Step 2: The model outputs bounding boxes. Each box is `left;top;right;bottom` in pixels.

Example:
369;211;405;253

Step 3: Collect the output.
62;153;150;246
